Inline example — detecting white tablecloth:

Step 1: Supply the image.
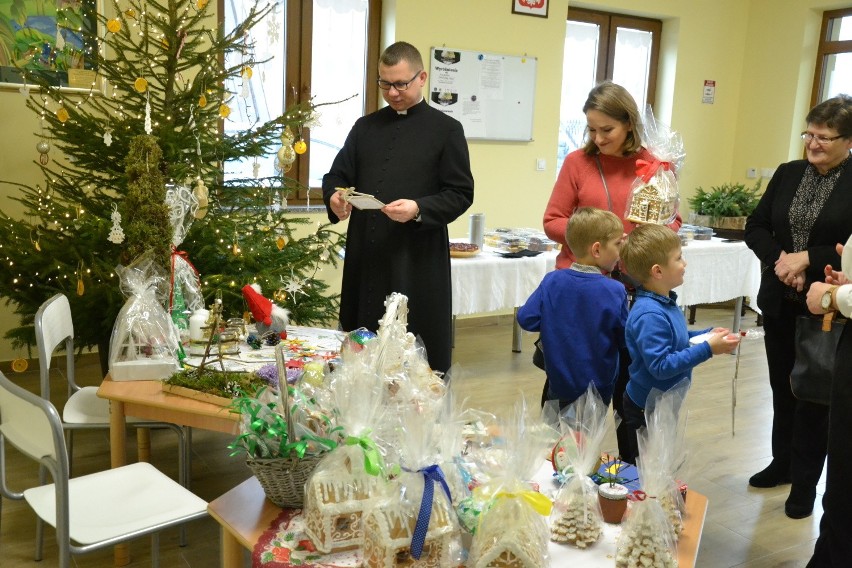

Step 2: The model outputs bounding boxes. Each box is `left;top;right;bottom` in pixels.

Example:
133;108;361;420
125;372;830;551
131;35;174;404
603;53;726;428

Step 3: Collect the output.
673;237;761;312
450;249;559;316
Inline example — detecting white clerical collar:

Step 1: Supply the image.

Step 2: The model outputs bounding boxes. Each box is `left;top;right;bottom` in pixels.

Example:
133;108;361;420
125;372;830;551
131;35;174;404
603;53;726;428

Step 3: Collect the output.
397;97;424;115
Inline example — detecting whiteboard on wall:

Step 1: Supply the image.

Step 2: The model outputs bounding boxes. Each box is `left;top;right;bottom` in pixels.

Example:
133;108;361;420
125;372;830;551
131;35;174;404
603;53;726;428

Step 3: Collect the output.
428;47;537;141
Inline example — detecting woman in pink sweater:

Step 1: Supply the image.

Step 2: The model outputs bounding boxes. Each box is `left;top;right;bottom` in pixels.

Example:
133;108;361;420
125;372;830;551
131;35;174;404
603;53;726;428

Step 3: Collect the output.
540;82;682;459
544;82;681;269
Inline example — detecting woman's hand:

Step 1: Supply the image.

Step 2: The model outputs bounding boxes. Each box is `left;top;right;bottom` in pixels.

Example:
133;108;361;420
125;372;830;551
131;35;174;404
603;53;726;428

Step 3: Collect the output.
806;281;833;314
775;250;809;287
825;243;850;285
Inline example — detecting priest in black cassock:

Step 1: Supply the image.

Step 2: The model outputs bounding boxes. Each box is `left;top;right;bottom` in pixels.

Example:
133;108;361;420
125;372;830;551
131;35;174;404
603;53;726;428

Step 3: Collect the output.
322;41;474;374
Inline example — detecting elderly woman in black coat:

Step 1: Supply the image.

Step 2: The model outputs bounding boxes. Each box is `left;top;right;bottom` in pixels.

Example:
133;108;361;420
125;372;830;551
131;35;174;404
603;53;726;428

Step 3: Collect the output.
744;94;852;519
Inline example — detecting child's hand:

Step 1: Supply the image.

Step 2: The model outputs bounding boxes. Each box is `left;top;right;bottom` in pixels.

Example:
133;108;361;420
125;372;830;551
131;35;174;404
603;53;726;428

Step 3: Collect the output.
707;329;740;355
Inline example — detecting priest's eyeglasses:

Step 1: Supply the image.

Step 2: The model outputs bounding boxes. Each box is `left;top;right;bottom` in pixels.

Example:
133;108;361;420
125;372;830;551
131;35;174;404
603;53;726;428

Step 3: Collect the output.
801;132;844;145
377;71;422;91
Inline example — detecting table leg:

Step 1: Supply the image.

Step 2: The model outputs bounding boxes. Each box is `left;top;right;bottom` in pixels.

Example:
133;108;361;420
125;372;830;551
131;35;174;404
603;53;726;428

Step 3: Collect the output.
109;401;131;567
220;526;243;568
512;308;522;353
733;297;744;332
137;428;151;462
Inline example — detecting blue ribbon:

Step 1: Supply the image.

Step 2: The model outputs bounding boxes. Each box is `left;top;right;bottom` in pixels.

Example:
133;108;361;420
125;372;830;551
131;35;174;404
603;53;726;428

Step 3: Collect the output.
410;464;452;560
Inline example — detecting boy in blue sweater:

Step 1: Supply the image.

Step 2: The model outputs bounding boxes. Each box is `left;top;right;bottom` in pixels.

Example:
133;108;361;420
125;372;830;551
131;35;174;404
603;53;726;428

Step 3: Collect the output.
619;224;740;463
517;207;628;408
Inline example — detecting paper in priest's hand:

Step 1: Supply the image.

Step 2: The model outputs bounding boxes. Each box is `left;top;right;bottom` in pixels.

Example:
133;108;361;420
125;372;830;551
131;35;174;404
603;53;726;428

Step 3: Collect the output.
336;186;385;210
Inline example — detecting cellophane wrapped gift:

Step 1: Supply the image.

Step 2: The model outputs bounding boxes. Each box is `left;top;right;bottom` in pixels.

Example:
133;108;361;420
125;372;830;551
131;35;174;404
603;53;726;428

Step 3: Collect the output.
624;106;685;225
638;380;691;539
302;339;388;554
467;397;556;568
362;399;463;567
374;293;447;403
165;184;204;346
549;384;611;548
108;251;181;380
615;381;690;568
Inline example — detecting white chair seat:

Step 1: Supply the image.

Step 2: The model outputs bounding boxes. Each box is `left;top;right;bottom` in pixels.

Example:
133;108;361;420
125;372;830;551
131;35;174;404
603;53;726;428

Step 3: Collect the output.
63;385;161;426
62;387;110;424
22;462;207;546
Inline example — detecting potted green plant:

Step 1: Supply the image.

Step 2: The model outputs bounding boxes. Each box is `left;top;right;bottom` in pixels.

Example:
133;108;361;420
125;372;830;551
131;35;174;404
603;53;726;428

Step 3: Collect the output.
687;179;763;233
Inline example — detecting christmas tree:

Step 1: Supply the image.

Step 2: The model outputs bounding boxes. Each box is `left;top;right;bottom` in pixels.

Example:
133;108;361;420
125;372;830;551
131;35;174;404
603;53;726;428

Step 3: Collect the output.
0;0;344;369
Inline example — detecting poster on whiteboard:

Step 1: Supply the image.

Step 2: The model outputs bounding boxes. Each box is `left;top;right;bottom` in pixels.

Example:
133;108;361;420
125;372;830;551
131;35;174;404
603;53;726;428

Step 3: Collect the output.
428;47;536;141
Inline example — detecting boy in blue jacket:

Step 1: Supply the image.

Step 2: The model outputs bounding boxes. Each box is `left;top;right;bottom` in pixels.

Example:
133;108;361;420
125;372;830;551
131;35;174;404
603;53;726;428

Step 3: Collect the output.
619;223;740;463
517;207;628;408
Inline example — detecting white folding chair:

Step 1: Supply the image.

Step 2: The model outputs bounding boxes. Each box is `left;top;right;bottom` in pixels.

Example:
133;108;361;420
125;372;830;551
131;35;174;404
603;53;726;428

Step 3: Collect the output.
0;371;208;568
35;293;189;485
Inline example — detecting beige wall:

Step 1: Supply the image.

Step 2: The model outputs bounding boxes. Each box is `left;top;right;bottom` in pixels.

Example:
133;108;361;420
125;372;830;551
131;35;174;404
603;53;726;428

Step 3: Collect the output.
1;0;850;362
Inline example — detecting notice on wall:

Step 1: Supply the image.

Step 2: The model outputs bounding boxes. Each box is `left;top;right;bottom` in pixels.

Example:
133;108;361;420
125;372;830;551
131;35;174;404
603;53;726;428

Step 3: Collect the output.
429;47;536;141
702;80;716;104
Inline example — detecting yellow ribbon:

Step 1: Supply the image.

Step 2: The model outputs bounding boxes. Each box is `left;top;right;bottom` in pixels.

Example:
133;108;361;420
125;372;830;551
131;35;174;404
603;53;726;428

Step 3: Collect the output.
476;487;553;517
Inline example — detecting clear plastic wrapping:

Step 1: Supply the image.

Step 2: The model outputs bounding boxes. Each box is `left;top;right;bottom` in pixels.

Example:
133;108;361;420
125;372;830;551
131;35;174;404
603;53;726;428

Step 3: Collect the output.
362;399;463;566
615;381;689;567
549;385;611;548
624;107;685;225
108;251;181;379
467;397;556;568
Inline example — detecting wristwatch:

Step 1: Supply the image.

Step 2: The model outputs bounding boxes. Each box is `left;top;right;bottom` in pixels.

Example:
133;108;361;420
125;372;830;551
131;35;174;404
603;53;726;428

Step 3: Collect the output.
821;286;838;310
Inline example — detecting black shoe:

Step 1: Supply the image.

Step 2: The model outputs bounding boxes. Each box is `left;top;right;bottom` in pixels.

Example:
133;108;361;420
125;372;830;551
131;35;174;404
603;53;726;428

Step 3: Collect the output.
749;462;791;488
785;486;816;519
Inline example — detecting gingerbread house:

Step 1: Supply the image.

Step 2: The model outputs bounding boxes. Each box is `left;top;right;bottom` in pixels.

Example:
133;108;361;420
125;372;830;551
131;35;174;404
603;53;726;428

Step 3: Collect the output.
302;449;382;553
468;500;548;568
361;477;457;568
626;183;668;224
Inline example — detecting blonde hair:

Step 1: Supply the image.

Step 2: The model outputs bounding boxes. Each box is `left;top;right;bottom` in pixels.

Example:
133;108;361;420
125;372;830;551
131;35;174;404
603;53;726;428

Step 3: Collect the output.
620;224;681;283
566;207;624;257
582;81;644;156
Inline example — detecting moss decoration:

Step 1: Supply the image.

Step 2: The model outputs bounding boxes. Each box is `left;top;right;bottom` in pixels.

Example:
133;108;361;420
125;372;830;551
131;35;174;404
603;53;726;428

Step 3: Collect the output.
121;135;172;267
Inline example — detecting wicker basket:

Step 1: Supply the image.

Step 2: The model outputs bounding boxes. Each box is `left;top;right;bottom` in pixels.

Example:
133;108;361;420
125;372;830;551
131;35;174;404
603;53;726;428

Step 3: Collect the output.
247;454;323;508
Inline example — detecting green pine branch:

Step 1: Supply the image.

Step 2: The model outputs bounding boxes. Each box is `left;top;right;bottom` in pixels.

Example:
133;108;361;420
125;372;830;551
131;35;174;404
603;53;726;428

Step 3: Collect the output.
0;0;344;359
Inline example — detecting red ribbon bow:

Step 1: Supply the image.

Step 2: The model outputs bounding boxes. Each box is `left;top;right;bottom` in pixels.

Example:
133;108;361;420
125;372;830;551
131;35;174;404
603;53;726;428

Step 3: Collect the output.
635;159;673;183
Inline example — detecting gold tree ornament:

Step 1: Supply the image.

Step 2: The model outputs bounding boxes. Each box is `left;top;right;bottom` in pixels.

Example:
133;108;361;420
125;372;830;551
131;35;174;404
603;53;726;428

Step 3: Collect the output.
276;235;287;250
197;0;209;8
56;107;69;123
198;93;207;108
243;67;253;79
294;139;307;154
76;261;85;296
134;77;148;93
11;359;28;373
277;144;296;166
219;104;231;118
281;125;295;144
193;178;209;219
107;19;121;33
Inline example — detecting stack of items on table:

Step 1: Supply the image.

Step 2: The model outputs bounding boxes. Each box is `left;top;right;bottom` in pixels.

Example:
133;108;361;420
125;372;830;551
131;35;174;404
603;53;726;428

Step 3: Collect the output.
483;228;558;253
231;292;692;567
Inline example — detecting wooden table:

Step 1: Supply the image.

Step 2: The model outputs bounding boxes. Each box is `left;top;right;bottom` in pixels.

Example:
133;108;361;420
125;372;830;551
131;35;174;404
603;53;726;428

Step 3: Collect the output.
97;376;240;565
208;476;708;568
208;476;280;568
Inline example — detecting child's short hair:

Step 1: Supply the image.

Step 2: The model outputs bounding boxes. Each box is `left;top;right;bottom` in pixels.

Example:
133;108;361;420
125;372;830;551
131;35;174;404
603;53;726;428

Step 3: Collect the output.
620;224;681;282
566;207;624;257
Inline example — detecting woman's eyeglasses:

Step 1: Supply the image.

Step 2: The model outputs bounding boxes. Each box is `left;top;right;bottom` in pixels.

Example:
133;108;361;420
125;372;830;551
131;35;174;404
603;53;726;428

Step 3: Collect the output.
377;71;422;91
801;132;844;145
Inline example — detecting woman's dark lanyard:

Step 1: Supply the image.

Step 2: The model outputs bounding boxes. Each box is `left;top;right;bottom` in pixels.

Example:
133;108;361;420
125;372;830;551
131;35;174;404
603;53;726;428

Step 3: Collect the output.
595;155;614;212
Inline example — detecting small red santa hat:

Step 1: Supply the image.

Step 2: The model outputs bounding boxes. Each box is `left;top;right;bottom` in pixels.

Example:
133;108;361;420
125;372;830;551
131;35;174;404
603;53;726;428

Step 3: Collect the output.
242;284;273;326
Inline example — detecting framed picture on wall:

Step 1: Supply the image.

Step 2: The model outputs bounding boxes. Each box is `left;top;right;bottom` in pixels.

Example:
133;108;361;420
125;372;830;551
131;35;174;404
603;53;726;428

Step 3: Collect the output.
0;0;100;91
511;0;549;18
